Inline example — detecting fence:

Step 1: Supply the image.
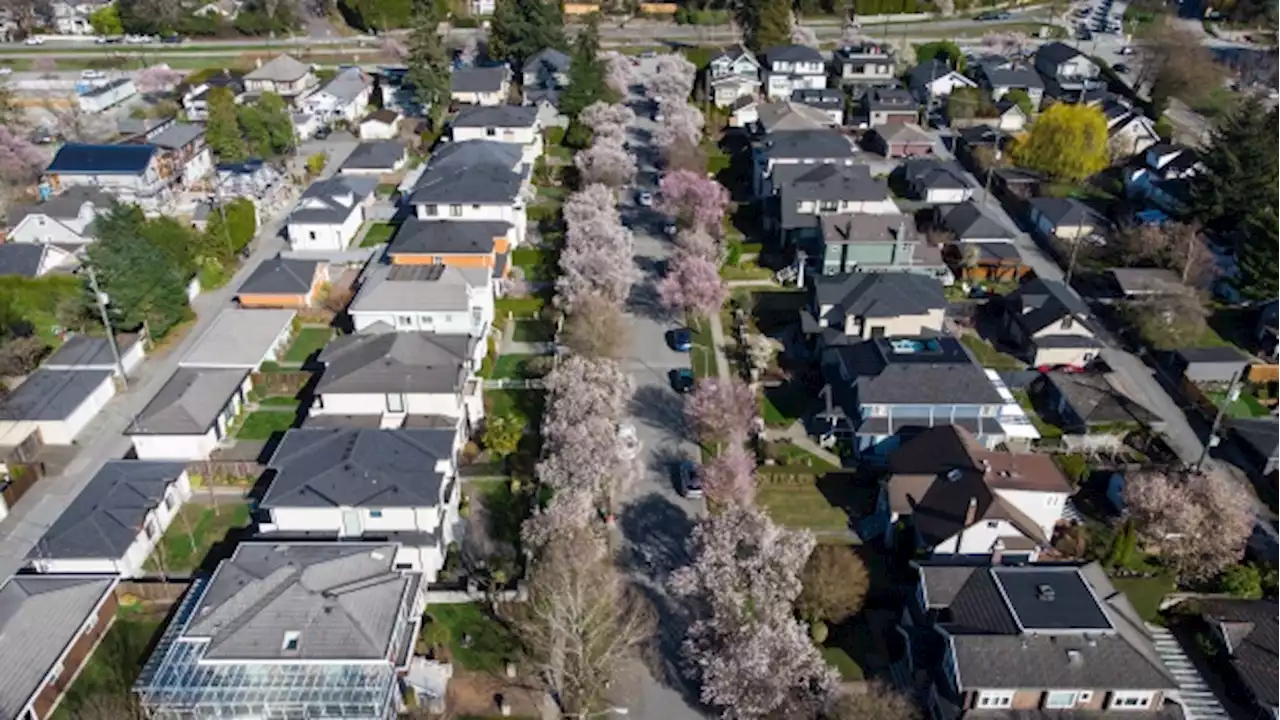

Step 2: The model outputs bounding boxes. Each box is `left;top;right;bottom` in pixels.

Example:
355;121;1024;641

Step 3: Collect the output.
117;578;193;607
2;463;45;510
1247;363;1279;384
481;378;546;390
251;370;312;396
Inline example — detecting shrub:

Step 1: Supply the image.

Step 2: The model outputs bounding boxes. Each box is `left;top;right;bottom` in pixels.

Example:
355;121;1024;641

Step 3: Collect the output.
1219;564;1263;599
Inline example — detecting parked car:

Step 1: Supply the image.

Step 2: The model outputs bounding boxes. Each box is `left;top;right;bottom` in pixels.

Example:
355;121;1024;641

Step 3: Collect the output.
677;461;704;499
315;126;332;140
636;190;654;207
668;328;692;352
161;35;184;44
664;221;677;237
1112;63;1130;74
0;68;11;76
669;368;695;393
618;423;642;460
24;36;44;45
1118;45;1136;55
81;70;106;79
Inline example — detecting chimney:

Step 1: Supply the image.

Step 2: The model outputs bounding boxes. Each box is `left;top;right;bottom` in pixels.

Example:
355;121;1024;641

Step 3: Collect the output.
255;58;263;69
964;496;978;526
990;538;1004;565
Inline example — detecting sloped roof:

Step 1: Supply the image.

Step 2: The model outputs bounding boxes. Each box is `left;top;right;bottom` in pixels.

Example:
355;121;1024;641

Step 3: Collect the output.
1198;598;1279;708
0;244;46;278
828;336;1004;406
319;67;368;103
760;130;857;161
453;104;539;129
339;140;406;171
47;143;156;175
522;47;571;75
1036;41;1085;67
765;44;824;65
351;264;488;314
813;272;946;319
387;218;511;255
1045;371;1160;427
409;140;524;204
7;186;115;227
245;54;311;82
907;59;973;90
451;66;508;93
180;308;297;369
316;329;473;395
1005;277;1091;334
288;175;378;225
150;122;204;150
875;123;935;147
938;202;1015;241
1028;196;1107;228
0;369;112;421
42;333;140;370
237;257;321;296
129;367;250;435
902;158;974;191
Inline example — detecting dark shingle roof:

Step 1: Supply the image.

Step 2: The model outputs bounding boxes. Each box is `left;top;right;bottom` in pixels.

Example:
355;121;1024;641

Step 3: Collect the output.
453;104;539;129
409;140;524;205
980;64;1044;89
780;163;888;202
237;257;321;296
43;333;139;370
902;158;974;191
1174;346;1251;365
813;272;946;319
149;122;204;150
261;427;455;509
316;330;473;395
760;130;857;161
1198;599;1279;708
907;59;968;90
1005;278;1090;334
765;44;824;65
819;213;912;245
129;367;250;435
387;218;511;255
339;140;406;171
7;186;116;227
289;175;378;224
451;66;508;93
47;143;156;175
1036;41;1085;67
1045;371;1160;427
829;336;1004;405
0;244;46;277
1029;197;1106;227
523;47;571;75
938;202;1014;241
0;369;112;421
790;88;843;110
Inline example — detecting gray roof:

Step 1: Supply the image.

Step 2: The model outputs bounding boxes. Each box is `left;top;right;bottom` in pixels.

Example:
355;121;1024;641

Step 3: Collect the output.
351;263;489;314
1045;371;1160;427
261;428;455;509
765;44;824;65
452;104;539;129
317;329;474;395
829;336;1004;405
181;308;297;369
1005;278;1091;334
760;130;857;161
755;102;836;133
0;574;117;719
813;272;946;319
778;165;891;230
289;175;378;225
1028;196;1106;228
938;202;1014;241
1197;598;1278;708
237;257;322;296
184;542;416;661
149;121;204;150
388;218;511;255
1035;41;1085;68
32;460;187;560
819;213;912;246
409;141;524;205
875;123;935;147
908;59;965;89
980;63;1044;90
0;369;112;421
0;244;47;277
42;333;140;370
340;140;406;171
7;186;115;227
866;87;919;112
245;54;311;82
451;66;508;93
1174;346;1251;366
130;367;250;435
902;158;974;191
523;47;571;75
320;67;368;103
790;88;844;110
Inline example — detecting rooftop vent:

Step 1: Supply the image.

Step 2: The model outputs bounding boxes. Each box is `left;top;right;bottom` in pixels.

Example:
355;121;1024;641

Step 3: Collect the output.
1036;584;1056;602
1066;649;1083;666
946;468;964;483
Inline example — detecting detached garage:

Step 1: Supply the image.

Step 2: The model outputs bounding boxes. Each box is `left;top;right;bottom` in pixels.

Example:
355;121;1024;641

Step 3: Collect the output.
0;369;116;445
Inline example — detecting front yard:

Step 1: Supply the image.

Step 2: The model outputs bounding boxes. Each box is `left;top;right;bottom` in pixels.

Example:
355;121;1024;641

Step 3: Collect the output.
960;332;1024;370
761;382;815;428
756;471;868;535
235;410;298;440
144;501;251;574
490;354;541;381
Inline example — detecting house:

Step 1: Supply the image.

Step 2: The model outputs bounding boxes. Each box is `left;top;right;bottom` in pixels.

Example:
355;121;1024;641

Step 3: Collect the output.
708;46;763;108
1102;99;1160;158
801;272;946;348
312;328;483;426
1000;278;1101;368
77;78;137;113
832;43;896;85
900;158;975;204
1231;417;1279;478
819;336;1008;459
879;425;1071;559
772;163;897;247
215;159;286;207
0;574;118;720
285;175;378;252
907;59;977;103
360;109;402;140
1036;370;1161;440
6;187;114;248
146;121;214;188
752;101;840;134
1027;197;1108;241
789;88;844;124
134;542;426;720
450;66;511;106
0;243;77;277
1169;346;1252;384
815;213;948;279
0;369;116;445
862;87;920;127
128;367;253;460
988;100;1028;132
236;257;326;308
180;69;245;122
386;219;514;276
338;140;409;176
300;67;371;123
1108;267;1185;299
522;47;572;106
51;0;108;34
901;561;1179;717
1123;143;1201;214
180;308;297;371
991;166;1044;200
349;264;494;337
752;129;858;199
1033;41;1101;91
1196;599;1278;719
243;54;318;101
763;44;827;100
257;428;461;577
42;332;145;377
45;143;174;212
193;0;241;17
934;201;1016;245
408;141;530;246
868;123;936;158
451;104;543;163
975;60;1045;108
27;460;191;576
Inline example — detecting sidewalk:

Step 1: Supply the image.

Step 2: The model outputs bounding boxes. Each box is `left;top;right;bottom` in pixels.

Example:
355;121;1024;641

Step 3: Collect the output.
707;312;731;381
776;421;843;468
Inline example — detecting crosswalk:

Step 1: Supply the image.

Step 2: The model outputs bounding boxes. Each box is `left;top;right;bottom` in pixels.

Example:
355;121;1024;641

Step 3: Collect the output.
1147;624;1231;720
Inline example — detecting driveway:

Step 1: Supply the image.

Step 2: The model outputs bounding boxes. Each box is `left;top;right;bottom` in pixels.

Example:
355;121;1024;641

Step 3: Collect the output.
293;131;360;178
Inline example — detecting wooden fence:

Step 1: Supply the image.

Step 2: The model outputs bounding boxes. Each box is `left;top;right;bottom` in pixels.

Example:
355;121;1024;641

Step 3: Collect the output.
117;578;192;606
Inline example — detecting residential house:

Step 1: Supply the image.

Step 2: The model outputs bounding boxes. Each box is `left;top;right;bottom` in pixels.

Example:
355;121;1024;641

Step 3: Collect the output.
45;143;175;212
127;367;253;460
879;425;1071;559
1027;197;1108;241
215;159;287;210
1101;98;1160;158
408;141;530;246
257;428;461;578
51;0;108;34
975;59;1045;108
1123;143;1201;214
750;101;840;134
901;561;1178;717
832;43;896;85
193;0;242;17
451;105;544;163
763;44;828;100
752;129;859;199
349;264;494;338
300;67;371;124
790;88;844;124
339;140;409;176
451;66;511;106
78;78;137;114
1034;41;1102;92
179;308;297;371
991;166;1045;201
286;175;378;252
772;163;897;247
180;69;245;122
243;54;318;101
907;59;977;103
145;121;214;189
1000;278;1101;368
1230;417;1279;480
0;574;118;720
1034;370;1161;445
869;123;936;158
801;272;946;349
0;243;77;277
707;46;763;108
862;87;920;127
235;257;326;308
386;219;514;277
1197;599;1278;720
900;158;975;204
819;335;1008;459
0;369;116;445
311;329;483;425
934;203;1026;282
42;332;146;377
360;109;402;140
522;47;572;106
6;187;114;248
134;542;426;720
1108;267;1186;299
27;460;191;577
816;213;948;279
934;201;1016;244
1169;346;1251;384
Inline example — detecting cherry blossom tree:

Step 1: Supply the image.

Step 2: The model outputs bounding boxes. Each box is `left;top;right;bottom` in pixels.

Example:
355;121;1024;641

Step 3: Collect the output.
685;376;758;447
563;184;618;229
543;354;633;431
535;355;635;503
457;35;480;67
521;488;599;552
0;127;45;187
579;101;635;144
700;443;757;506
562;291;630;359
603;52;636;96
133;65;184;94
574;139;637;188
822;684;922;720
653;102;704;156
658;252;727;318
1123;470;1253;582
643;53;697;104
791;14;820;48
381;36;408;61
659;169;731;233
557;222;637;307
838;17;865;47
675;227;723;264
662;133;709;174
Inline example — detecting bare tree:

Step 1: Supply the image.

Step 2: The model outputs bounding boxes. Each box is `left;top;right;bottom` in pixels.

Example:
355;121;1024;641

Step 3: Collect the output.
1139;20;1228;112
821;684;922;720
1110;222;1218;288
797;544;869;625
562;291;630;359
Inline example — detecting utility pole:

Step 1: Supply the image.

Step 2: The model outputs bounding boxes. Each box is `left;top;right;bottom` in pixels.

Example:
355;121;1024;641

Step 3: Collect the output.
1195;368;1243;472
1063;222;1086;286
982;135;1004;207
86;265;128;389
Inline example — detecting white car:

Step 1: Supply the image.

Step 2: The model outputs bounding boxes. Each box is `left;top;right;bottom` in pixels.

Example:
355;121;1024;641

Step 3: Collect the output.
0;68;11;76
24;36;44;45
81;69;106;80
617;423;641;460
636;190;654;207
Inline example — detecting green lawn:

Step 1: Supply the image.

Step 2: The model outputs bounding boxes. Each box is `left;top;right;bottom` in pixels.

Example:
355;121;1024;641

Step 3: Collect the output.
761;383;812;428
688;315;716;378
764;441;838;470
258;395;300;407
820;645;864;680
361;222;398;247
1205;389;1271;419
495;296;546;319
720;263;773;281
757;479;851;533
1011;388;1065;439
283;326;332;364
419;603;520;673
470;479;527;548
375;183;398;198
511;320;553;343
52;609;162;719
491;354;538;380
510;247;554;282
144;502;251;574
235;410;297;440
960;333;1024;370
1112;574;1176;625
484;389;545;425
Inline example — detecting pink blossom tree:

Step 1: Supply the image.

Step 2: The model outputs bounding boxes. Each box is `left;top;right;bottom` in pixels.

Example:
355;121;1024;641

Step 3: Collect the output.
653;102;704;156
1123;470;1254;582
381;36;408;61
133;65;185;94
791;14;820;48
537;355;636;502
457;35;480;66
574;140;637;188
659;169;731;233
657;252;726;318
521;488;601;553
700;444;757;507
643;53;697;104
557;221;637;307
684;376;758;448
579;101;635;144
838;17;865;47
604;52;636;96
0;127;46;187
675;227;723;264
562;184;619;229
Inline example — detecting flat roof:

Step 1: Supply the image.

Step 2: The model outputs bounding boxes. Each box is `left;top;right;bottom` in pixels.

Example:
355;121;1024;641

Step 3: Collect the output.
41;333;140;370
0;369;112;421
180;308;296;369
992;567;1113;632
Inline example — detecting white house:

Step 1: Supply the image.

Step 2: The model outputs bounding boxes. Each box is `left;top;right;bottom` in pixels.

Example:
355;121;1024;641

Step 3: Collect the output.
451;104;543;164
337;140;408;176
180;308;297;371
408;140;531;247
180;70;245;122
901;158;976;205
6;187;114;247
522;47;571;107
359;109;402;140
763;44;827;100
149;121;214;189
753;129;860;199
1105;104;1161;159
128;367;253;461
299;67;371;124
907;59;977;103
42;332;147;378
45;143;175;213
349;263;494;337
285;175;378;252
450;66;511;106
78;78;137;114
0;368;116;446
708;46;763;108
0;243;78;277
256;427;462;578
26;461;192;577
243;54;318;102
1033;42;1102;91
51;0;106;35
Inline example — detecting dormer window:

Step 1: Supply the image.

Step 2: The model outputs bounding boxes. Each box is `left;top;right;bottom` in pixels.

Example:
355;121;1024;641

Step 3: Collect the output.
282;631;300;652
485;127;496;137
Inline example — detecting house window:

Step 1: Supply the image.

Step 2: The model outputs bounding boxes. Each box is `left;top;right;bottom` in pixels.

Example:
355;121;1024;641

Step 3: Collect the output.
485;127;496;137
369;510;384;518
986;521;999;528
1061;316;1074;329
1109;692;1153;709
819;200;838;213
449;205;463;217
282;631;301;652
471;307;483;326
977;691;1013;708
397;315;413;328
163;489;176;511
443;314;452;323
1045;691;1079;709
308;231;317;241
144;519;158;540
424;204;439;216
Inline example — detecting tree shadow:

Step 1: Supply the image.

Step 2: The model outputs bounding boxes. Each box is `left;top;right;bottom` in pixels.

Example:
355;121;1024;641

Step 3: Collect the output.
625;279;670;321
628;383;687;436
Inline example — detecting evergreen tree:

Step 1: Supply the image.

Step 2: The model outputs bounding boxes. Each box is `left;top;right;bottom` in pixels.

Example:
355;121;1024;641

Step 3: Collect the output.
1189;96;1279;239
557;15;609;120
86;203;197;337
405;0;450;123
747;0;791;54
489;0;565;68
205;86;247;162
1235;206;1279;301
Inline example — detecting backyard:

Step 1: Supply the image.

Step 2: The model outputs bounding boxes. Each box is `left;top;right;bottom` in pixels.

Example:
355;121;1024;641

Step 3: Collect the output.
1112;574;1177;624
491;354;540;381
511;319;553;343
52;606;163;720
282;326;333;364
360;221;398;247
234;409;298;440
1205;388;1273;419
761;382;814;428
144;501;251;574
960;332;1024;370
418;603;520;674
755;470;872;536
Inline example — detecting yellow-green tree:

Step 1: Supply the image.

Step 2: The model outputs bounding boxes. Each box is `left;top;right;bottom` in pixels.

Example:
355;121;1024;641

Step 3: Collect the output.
1012;103;1110;183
